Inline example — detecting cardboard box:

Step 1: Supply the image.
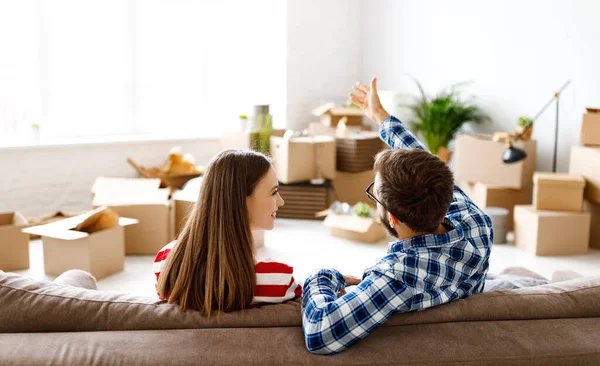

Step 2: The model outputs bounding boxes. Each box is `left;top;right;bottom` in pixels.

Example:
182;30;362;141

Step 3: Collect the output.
23;207;138;279
312;103;364;127
0;212;30;271
460;182;530;230
584;200;600;249
331;170;376;207
270;135;336;184
533;173;585;212
92;177;175;254
569;145;600;204
324;213;387;243
172;189;197;237
277;181;330;220
336;132;386;173
581;108;600;146
513;205;590;256
454;134;537;189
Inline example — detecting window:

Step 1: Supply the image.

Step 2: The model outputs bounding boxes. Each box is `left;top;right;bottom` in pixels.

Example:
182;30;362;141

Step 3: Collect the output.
0;0;286;144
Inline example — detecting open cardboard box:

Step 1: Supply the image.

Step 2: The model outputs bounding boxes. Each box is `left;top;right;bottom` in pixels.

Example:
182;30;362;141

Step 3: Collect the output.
312;103;364;127
92;177;175;254
270;135;336;184
454;134;537;189
0;212;30;271
23;207;138;279
322;210;387;243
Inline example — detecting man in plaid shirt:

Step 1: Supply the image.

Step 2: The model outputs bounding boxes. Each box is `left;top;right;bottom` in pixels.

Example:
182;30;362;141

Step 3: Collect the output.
301;77;493;355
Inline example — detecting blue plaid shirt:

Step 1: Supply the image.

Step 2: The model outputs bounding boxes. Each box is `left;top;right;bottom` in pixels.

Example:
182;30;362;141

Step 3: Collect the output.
301;115;493;355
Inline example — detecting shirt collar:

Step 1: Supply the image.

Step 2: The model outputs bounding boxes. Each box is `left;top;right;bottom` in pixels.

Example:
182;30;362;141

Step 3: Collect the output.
387;217;464;253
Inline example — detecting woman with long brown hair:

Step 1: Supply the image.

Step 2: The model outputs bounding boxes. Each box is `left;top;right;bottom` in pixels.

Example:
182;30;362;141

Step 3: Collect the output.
153;149;301;316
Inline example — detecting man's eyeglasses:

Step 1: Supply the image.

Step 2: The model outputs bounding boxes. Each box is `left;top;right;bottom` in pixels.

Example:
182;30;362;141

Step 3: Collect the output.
366;181;386;209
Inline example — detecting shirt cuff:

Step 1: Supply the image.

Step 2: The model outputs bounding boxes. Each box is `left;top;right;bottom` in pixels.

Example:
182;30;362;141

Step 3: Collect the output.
309;268;346;293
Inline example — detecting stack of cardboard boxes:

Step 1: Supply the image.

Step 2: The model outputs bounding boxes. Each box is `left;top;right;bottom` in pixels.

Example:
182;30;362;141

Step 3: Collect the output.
454;134;537;240
512;108;600;256
569;108;600;250
514;173;590;256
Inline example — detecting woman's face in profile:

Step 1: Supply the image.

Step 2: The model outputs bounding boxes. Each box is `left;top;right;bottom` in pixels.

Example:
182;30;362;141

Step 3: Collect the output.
247;166;285;231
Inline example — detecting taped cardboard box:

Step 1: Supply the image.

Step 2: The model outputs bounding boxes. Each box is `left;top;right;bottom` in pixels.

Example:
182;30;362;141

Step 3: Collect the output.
324;213;387;243
460;182;530;230
581;108;600;146
513;205;590;256
312;103;364;127
454;134;537;189
332;170;376;207
92;177;175;254
0;212;30;271
270;135;336;184
23;207;138;279
584;200;600;249
569;145;600;204
533;173;585;212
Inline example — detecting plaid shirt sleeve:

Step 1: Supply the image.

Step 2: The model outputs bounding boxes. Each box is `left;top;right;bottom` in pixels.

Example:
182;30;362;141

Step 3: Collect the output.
302;268;412;355
379;115;428;151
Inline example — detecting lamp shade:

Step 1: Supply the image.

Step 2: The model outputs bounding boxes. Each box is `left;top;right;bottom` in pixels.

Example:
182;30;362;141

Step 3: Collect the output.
502;146;528;164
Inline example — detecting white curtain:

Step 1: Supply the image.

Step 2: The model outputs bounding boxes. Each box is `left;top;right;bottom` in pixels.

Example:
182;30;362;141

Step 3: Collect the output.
0;0;286;142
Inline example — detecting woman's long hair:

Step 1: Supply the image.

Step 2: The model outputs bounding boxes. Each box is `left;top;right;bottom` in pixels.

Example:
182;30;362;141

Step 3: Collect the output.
156;149;272;315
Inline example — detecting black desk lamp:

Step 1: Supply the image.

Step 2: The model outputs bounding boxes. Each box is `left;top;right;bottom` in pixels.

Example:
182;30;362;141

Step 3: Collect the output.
503;80;571;173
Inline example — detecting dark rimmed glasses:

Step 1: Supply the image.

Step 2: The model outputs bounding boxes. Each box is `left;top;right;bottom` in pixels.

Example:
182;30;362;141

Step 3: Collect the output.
366;181;386;209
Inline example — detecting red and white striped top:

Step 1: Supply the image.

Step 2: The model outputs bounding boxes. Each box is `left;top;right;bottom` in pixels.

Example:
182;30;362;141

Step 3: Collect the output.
153;241;302;304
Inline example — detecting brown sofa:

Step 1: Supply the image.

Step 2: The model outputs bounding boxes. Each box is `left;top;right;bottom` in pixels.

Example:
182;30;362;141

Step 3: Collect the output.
1;268;600;365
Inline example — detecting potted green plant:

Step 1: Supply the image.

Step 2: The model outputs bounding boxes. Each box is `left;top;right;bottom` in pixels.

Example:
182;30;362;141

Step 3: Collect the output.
407;79;487;163
516;116;533;140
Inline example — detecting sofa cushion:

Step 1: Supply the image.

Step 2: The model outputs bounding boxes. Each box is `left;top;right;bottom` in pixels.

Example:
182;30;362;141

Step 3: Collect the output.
2;270;600;333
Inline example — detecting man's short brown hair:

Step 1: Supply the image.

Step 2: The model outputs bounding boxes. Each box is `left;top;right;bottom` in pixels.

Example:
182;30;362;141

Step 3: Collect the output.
373;149;454;233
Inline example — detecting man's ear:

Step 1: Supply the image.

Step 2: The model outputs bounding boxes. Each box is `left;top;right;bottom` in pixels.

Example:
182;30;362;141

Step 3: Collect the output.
387;212;400;228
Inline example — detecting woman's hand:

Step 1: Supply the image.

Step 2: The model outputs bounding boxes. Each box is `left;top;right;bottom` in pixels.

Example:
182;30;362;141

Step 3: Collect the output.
349;77;390;125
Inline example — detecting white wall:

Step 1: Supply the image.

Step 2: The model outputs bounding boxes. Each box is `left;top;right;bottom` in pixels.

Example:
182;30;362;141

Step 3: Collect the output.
286;0;362;131
0;139;221;217
360;0;600;172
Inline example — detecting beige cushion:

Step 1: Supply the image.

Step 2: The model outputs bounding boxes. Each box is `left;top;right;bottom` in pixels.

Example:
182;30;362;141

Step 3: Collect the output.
2;270;600;333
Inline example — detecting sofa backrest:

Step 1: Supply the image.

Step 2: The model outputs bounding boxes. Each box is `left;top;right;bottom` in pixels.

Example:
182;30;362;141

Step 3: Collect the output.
1;271;600;333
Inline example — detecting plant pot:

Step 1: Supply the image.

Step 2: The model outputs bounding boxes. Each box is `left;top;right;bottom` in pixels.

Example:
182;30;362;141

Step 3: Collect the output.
516;125;533;141
436;146;452;164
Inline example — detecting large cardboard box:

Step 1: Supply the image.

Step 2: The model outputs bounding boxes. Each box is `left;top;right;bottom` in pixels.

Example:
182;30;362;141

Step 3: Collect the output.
581;108;600;146
23;207;138;279
569;146;600;204
454;134;537;189
324;213;387;243
0;212;30;271
513;205;590;256
270;135;336;184
92;177;175;254
584;200;600;249
533;173;585;212
331;170;376;207
460;182;530;230
312;103;363;127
